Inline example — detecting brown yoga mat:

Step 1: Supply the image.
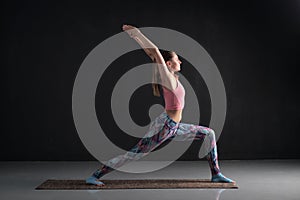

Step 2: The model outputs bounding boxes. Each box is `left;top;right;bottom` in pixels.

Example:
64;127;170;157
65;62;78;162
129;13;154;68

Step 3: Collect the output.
35;179;238;190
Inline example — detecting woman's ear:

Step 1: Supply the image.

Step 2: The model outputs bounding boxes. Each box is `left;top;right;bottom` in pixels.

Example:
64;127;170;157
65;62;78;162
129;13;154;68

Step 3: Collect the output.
166;60;171;67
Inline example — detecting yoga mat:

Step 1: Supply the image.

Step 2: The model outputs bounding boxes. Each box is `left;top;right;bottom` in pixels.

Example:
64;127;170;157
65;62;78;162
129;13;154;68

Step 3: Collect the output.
35;179;238;190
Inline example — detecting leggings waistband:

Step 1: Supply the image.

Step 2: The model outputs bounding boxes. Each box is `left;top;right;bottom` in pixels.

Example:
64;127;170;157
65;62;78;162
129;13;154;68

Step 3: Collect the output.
160;111;179;130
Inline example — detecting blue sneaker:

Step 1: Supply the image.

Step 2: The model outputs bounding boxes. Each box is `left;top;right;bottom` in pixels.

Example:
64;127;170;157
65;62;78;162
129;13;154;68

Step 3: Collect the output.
211;173;235;183
86;176;105;186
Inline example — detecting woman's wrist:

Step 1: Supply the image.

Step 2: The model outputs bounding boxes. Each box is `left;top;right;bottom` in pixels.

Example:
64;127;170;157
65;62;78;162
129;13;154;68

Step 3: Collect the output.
123;24;157;49
128;28;141;38
122;24;142;38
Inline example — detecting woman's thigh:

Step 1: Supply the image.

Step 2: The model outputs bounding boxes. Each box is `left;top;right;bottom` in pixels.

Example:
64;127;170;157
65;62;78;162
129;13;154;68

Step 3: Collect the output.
171;122;217;157
172;122;213;141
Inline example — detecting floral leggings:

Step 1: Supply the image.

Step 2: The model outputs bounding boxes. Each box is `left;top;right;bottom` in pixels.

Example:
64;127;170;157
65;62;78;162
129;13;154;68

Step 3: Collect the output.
92;111;220;179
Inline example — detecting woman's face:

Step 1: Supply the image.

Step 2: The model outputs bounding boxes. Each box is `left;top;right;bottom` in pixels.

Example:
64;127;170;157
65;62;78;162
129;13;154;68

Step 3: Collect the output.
166;53;182;72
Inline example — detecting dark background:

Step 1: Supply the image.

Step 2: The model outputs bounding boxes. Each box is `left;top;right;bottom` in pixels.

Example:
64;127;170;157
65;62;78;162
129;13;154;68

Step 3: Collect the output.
1;0;299;161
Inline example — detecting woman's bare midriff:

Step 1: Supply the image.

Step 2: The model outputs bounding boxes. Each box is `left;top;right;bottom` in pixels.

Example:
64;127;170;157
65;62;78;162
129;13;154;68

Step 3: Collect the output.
165;109;182;123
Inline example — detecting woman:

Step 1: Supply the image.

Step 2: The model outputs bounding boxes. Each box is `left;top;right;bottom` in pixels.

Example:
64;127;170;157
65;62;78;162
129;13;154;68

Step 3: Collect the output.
86;24;235;186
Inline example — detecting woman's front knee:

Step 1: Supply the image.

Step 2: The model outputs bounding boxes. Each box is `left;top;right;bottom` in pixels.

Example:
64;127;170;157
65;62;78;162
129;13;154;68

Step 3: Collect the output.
210;128;215;134
207;128;216;138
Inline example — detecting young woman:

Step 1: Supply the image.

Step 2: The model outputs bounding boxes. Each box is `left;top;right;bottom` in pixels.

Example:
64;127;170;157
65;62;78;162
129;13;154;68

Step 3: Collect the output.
86;24;235;186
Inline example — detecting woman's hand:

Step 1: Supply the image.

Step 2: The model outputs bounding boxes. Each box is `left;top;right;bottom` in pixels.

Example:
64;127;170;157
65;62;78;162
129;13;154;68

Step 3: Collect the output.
122;24;140;38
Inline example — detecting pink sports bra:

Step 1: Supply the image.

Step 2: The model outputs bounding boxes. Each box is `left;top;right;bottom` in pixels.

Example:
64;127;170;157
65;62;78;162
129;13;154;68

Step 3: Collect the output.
162;79;185;110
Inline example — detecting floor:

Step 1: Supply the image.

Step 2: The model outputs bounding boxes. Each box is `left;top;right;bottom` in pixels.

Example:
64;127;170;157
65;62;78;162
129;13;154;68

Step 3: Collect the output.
1;160;299;200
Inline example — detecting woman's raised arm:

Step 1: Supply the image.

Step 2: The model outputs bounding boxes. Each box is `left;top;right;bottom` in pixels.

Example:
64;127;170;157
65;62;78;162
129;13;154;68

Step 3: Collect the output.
122;24;177;90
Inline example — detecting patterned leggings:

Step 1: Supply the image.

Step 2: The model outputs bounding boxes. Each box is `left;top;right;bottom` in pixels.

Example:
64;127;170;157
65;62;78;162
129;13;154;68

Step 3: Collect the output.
92;111;220;178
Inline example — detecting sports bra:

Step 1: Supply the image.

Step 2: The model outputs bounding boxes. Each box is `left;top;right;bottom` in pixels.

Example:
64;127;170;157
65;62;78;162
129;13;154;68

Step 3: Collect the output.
162;79;185;110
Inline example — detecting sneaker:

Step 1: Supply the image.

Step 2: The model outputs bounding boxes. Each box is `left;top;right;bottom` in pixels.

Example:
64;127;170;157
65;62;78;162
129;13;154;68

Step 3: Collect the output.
86;176;105;186
211;173;235;183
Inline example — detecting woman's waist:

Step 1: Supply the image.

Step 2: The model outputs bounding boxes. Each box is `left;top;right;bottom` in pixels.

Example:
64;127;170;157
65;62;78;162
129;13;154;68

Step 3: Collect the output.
165;109;182;123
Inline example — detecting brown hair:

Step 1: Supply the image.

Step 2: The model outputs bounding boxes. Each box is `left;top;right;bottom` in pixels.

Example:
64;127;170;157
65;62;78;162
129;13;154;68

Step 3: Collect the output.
152;50;176;97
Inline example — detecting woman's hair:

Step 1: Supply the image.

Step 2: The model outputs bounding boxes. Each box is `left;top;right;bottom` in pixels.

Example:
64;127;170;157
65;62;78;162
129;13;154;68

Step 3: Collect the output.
152;50;176;97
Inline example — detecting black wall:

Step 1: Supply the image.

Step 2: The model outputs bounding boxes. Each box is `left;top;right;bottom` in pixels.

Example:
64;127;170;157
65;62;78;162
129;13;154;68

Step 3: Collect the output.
1;0;300;161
